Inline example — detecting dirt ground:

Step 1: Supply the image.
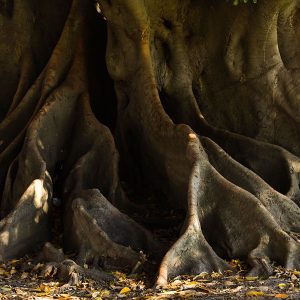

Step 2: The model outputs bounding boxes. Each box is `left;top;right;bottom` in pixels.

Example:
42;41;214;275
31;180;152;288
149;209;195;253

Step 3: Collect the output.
0;256;300;299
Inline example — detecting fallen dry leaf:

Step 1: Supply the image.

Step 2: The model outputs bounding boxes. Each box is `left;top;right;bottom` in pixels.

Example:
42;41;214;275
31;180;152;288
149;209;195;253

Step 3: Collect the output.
290;274;297;281
58;294;71;300
292;271;300;276
246;291;265;296
231;286;243;293
119;287;131;294
275;294;289;299
39;283;51;293
193;272;209;280
224;280;235;286
10;267;17;275
278;283;287;289
245;276;258;281
9;259;20;264
211;272;222;279
21;272;28;279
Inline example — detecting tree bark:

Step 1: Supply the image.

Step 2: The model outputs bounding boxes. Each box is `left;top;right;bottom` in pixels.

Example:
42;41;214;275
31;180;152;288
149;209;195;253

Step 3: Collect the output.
0;0;300;285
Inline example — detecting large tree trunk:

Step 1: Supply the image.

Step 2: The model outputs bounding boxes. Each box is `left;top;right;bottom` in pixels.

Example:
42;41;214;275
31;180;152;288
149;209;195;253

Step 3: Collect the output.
1;0;300;285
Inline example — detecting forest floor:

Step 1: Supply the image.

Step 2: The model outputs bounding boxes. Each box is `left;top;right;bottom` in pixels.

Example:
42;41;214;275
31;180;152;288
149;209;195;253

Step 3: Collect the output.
1;256;300;299
2;190;300;299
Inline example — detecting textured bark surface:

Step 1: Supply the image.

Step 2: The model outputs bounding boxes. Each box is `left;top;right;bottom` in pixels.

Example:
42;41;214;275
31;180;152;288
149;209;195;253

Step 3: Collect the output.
1;0;300;285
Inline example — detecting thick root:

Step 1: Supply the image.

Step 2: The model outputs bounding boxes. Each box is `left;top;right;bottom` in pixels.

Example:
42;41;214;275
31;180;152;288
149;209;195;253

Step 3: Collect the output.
69;190;163;270
0;0;89;260
1;0;300;287
99;0;300;283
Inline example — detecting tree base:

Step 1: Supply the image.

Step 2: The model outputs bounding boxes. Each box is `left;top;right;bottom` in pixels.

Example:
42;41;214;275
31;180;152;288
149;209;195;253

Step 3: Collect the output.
1;0;300;286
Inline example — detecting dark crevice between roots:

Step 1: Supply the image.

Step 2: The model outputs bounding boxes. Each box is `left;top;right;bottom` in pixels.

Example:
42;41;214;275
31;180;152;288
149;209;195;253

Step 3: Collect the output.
88;13;117;132
116;125;186;252
117;133;186;250
205;131;292;195
159;90;184;126
0;0;13;18
49;160;65;248
120;181;186;248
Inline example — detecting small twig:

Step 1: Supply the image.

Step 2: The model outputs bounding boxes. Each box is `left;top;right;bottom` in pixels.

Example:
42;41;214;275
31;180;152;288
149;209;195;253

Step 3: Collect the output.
131;251;147;274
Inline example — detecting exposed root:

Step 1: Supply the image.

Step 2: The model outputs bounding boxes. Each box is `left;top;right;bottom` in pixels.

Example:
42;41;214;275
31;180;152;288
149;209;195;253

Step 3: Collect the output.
100;0;300;284
69;190;162;271
1;0;300;288
205;127;300;203
0;0;89;260
201;136;300;232
41;242;114;285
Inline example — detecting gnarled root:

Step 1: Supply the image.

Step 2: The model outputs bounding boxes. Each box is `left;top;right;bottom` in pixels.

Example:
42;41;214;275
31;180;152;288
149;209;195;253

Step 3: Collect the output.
1;0;300;288
98;0;300;284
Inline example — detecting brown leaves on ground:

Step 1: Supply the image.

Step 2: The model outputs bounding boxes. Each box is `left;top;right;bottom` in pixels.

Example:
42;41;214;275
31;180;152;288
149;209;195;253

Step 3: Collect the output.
1;258;300;299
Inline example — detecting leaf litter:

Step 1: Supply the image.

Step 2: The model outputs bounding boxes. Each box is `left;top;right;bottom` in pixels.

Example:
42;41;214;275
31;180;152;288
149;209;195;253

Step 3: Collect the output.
1;257;300;299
